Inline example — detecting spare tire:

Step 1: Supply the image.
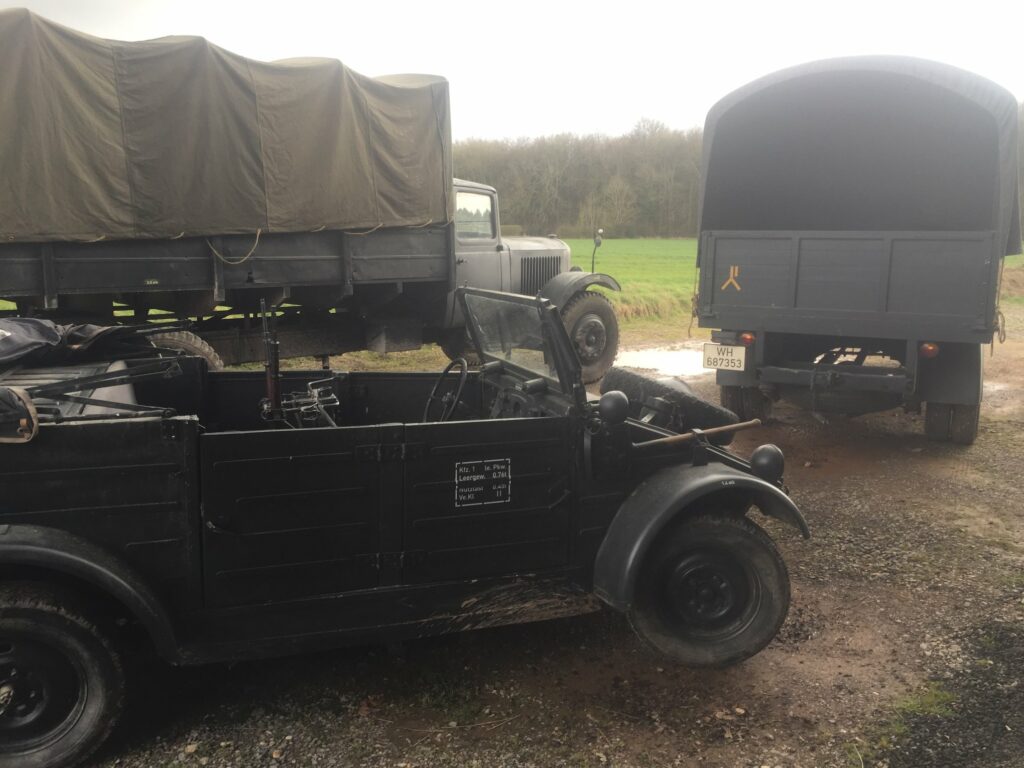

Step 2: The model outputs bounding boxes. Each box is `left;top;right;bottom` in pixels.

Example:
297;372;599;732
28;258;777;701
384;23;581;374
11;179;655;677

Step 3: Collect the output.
561;291;619;384
601;367;738;445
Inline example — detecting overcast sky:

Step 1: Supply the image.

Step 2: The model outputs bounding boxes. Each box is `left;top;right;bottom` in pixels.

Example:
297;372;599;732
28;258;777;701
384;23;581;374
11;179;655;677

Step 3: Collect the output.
13;0;1024;141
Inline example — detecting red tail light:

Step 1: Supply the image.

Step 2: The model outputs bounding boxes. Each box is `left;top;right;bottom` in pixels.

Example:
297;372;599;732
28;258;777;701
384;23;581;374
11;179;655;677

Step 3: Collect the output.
739;332;756;347
919;342;940;359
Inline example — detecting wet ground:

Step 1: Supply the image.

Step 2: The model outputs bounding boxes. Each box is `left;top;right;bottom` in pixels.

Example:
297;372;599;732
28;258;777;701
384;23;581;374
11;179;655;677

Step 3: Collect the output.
90;312;1024;768
613;342;708;378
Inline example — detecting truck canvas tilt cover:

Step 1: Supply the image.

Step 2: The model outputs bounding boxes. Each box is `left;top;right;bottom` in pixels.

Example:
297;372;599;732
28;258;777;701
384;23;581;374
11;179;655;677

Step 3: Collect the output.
0;9;620;382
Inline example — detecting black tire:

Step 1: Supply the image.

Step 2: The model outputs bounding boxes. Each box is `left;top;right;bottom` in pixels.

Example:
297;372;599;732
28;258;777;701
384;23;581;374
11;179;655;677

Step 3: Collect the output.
561;291;619;384
720;385;771;422
601;367;738;444
950;403;980;445
440;328;481;366
720;384;745;417
0;583;125;768
924;402;952;441
630;515;790;668
149;330;224;370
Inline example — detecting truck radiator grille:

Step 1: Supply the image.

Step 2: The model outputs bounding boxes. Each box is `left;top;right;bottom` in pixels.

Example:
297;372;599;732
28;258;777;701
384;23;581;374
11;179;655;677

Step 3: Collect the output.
520;255;561;295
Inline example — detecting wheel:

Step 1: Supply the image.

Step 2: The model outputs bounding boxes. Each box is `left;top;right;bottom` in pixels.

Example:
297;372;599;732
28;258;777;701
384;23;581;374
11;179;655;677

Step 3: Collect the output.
719;385;770;422
950;403;980;445
0;583;124;768
440;328;481;366
423;358;469;422
924;402;952;441
720;385;744;418
561;291;619;384
149;330;224;370
630;515;790;668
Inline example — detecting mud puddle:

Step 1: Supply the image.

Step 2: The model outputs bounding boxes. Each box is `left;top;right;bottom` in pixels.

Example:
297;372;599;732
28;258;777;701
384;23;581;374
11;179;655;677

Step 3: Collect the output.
615;343;712;377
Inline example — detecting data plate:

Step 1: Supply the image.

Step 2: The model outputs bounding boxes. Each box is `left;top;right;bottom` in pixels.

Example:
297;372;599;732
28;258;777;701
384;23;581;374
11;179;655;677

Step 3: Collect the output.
702;343;747;371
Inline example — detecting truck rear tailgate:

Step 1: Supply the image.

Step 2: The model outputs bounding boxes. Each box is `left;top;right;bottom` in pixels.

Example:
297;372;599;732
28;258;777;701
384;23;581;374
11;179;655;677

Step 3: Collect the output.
697;230;1001;343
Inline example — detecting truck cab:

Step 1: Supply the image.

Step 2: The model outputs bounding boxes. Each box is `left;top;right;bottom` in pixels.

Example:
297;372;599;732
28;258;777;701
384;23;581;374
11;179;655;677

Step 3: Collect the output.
444;179;620;382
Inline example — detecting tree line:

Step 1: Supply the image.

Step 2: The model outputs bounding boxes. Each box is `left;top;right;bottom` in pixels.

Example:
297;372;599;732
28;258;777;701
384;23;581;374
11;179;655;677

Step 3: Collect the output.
454;120;702;239
455;108;1024;242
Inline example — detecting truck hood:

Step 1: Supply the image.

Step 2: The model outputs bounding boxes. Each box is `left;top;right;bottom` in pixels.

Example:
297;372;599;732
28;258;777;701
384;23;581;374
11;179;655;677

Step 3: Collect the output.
502;236;570;257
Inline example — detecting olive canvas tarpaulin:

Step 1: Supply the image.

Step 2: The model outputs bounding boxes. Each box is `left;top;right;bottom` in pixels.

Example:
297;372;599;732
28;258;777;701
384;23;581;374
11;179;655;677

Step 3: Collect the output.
0;9;453;243
699;56;1021;257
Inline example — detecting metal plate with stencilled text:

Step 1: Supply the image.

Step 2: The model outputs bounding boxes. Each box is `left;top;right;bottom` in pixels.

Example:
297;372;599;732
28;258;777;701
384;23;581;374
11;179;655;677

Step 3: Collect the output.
455;458;511;507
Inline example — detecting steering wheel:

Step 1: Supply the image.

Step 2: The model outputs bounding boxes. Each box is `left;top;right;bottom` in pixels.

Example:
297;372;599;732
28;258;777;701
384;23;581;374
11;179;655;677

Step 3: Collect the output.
423;358;469;422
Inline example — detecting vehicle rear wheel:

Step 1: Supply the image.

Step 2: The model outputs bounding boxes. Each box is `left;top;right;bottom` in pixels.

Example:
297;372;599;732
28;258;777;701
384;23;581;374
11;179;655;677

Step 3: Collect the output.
924;401;952;441
950;403;980;445
149;330;224;370
0;583;124;768
720;385;770;422
561;291;619;384
630;515;790;668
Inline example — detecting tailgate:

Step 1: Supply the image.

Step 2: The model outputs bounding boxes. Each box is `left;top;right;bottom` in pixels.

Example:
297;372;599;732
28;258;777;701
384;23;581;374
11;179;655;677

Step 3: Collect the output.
697;230;1001;343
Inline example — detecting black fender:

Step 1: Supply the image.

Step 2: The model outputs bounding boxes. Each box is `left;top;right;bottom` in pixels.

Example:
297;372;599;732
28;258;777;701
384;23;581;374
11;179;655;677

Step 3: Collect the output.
0;523;181;662
592;464;809;613
538;271;621;310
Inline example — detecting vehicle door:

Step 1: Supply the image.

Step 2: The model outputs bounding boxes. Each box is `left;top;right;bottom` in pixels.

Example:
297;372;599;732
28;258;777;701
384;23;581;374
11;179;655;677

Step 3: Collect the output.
453;188;508;292
200;422;394;608
401;290;584;583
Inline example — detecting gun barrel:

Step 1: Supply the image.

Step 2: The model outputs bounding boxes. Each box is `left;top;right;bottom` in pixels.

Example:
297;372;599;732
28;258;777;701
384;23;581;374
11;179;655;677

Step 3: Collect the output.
260;299;282;412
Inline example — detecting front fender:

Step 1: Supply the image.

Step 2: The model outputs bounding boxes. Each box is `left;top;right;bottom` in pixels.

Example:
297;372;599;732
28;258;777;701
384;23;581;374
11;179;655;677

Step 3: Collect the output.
592;464;809;613
539;272;621;310
0;524;181;662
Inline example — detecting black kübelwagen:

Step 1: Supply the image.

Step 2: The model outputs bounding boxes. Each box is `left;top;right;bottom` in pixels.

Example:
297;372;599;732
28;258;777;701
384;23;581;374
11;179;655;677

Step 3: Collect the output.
0;289;808;768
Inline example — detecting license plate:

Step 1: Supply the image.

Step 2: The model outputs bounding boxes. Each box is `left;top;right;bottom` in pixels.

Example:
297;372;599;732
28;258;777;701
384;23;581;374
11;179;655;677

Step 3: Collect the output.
702;343;747;371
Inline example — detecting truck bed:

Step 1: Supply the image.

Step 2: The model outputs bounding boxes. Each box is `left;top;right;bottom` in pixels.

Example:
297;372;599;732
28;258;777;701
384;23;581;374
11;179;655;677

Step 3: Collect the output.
697;230;1002;343
0;227;450;311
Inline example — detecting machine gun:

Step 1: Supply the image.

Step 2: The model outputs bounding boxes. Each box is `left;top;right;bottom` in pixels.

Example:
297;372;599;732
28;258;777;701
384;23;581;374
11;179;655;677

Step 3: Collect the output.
259;299;339;429
259;298;283;422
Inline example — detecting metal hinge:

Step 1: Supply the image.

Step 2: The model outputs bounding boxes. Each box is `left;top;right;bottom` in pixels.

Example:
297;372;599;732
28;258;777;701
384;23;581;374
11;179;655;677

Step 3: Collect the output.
356;442;424;462
376;550;427;569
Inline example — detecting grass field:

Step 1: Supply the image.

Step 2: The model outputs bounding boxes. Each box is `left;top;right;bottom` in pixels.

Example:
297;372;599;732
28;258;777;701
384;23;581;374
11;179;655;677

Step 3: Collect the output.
564;238;698;321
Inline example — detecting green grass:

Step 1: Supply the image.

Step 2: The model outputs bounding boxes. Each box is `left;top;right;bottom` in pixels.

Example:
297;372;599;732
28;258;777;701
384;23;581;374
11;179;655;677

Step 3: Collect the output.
565;238;698;322
845;682;956;766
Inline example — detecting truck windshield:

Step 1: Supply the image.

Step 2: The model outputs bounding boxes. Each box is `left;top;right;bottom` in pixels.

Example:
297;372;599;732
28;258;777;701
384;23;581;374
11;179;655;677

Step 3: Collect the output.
462;293;562;387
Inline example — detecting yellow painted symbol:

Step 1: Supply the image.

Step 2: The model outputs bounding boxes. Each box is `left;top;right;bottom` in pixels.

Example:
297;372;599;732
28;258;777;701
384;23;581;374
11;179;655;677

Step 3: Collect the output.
721;265;742;292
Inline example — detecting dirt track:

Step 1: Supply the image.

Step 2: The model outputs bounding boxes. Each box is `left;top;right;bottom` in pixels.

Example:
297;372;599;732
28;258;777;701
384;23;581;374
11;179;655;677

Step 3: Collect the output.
91;315;1024;768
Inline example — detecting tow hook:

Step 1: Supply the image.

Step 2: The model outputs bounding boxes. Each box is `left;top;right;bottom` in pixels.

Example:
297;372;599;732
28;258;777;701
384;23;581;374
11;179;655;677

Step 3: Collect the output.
0;683;13;716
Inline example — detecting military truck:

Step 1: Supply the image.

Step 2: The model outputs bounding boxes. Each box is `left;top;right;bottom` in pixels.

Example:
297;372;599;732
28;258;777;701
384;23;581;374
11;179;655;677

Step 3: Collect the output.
0;288;807;768
695;57;1021;443
0;10;620;383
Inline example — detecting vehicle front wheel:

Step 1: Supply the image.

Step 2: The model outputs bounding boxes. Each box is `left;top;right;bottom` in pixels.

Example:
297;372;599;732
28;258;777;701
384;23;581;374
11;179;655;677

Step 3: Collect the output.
630;515;790;668
0;583;124;768
561;291;619;384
